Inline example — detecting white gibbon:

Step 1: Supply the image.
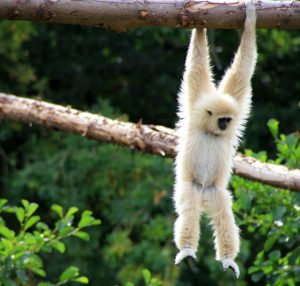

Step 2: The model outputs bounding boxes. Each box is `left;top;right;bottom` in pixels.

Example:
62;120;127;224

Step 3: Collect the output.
173;0;257;278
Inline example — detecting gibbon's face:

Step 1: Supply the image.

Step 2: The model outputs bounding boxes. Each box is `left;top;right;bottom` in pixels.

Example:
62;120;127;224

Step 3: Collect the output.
195;94;239;136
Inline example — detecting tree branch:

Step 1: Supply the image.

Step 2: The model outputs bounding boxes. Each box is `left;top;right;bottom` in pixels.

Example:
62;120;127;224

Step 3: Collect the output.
0;0;299;30
0;93;299;192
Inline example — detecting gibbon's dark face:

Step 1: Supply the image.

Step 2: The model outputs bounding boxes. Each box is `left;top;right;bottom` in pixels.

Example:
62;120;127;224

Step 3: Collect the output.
217;116;232;131
206;110;233;133
195;94;239;136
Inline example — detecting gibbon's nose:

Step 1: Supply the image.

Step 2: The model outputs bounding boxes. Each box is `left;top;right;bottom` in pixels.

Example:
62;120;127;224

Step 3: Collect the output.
218;117;232;130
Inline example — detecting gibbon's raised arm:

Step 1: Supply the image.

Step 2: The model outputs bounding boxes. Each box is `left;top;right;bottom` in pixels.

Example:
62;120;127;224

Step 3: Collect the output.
181;29;216;106
218;3;257;103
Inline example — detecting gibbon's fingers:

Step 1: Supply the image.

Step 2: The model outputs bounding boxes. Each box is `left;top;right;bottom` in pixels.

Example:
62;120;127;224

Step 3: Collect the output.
221;257;240;279
175;247;197;265
245;0;257;22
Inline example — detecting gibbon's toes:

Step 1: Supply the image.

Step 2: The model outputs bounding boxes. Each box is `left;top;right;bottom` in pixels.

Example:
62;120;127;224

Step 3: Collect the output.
221;257;240;279
175;248;197;265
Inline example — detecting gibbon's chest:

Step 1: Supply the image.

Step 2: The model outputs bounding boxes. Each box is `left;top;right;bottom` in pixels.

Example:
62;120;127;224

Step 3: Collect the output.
188;132;231;187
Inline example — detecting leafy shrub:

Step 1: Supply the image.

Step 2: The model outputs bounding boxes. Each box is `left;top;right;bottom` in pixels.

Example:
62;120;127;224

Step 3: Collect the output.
233;120;300;285
267;119;300;168
0;199;100;286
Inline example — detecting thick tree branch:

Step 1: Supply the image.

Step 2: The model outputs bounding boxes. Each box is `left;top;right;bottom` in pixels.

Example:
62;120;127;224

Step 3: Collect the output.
0;93;299;192
0;1;299;30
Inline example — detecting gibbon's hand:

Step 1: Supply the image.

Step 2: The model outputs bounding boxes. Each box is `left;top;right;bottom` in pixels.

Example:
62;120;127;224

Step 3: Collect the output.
221;256;240;279
175;248;197;265
245;0;257;23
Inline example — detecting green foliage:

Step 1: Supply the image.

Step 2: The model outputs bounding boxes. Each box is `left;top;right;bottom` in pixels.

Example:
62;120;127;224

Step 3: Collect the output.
0;200;100;286
232;122;300;286
141;269;162;286
267;119;300;168
122;269;163;286
233;177;300;285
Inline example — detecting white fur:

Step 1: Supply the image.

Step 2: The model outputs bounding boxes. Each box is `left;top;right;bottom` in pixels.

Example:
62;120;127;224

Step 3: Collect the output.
173;0;257;278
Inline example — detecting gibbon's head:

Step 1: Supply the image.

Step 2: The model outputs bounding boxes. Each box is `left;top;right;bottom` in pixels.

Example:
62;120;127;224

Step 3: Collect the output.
194;93;239;136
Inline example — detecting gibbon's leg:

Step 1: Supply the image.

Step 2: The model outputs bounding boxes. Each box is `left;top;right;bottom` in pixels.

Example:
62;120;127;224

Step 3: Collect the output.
218;0;257;106
180;28;216;107
207;189;240;278
174;181;201;265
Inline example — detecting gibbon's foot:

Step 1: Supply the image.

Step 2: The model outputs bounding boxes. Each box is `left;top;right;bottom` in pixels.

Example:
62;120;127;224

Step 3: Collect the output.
221;256;240;279
175;248;197;265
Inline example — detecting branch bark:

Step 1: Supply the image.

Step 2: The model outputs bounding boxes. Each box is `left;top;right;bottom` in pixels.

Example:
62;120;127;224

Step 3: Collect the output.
0;0;300;30
1;93;300;192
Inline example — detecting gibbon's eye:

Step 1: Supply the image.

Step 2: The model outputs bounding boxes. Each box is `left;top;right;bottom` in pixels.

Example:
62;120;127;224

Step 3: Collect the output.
226;118;232;123
207;110;212;116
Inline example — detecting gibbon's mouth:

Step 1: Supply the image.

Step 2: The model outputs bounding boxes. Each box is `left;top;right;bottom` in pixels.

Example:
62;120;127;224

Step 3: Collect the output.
205;131;220;137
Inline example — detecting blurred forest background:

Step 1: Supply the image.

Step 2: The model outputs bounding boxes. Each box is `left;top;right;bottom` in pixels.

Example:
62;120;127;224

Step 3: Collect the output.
0;19;300;286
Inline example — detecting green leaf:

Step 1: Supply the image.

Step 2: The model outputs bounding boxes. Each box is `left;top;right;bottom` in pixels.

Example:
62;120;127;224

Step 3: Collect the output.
78;216;93;228
36;222;49;230
74;231;90;241
16;207;25;223
287;278;296;286
78;214;100;228
142;269;151;284
92;219;101;226
0;226;15;239
285;133;298;149
51;204;63;218
27;203;39;217
66;207;79;217
263;264;273;275
1;237;14;251
264;234;279;251
248;266;260;274
59;266;79;282
267;119;279;139
0;199;8;209
21;199;29;210
58;226;74;237
268;250;281;260
32;268;46;277
82;210;92;217
37;283;54;286
288;246;300;264
51;240;65;253
125;283;134;286
3;206;16;213
74;276;89;284
24;215;40;231
251;272;264;282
